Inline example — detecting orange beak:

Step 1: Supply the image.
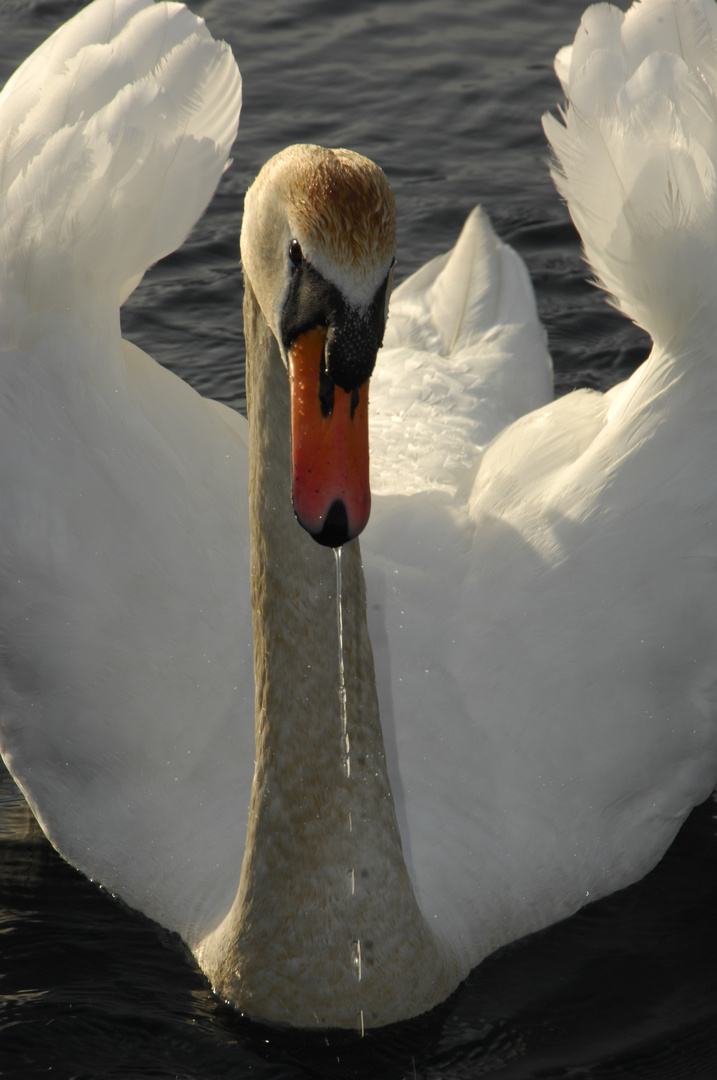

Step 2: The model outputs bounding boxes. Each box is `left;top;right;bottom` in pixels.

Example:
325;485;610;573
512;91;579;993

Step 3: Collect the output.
289;327;370;547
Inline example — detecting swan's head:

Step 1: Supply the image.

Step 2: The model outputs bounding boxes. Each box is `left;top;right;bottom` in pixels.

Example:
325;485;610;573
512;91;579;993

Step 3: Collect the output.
241;144;396;548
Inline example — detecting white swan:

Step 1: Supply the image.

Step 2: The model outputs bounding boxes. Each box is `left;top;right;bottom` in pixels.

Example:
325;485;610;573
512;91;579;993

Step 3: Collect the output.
2;0;717;1031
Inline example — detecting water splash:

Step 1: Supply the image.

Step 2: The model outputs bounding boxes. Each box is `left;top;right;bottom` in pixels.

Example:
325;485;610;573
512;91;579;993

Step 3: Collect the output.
334;547;350;778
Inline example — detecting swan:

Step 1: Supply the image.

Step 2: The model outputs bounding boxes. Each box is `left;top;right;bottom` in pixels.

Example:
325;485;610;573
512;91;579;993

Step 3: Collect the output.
2;0;717;1031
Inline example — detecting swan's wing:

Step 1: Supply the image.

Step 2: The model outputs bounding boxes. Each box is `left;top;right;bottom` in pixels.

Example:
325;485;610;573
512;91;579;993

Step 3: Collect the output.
543;0;717;355
370;206;553;499
0;0;241;314
0;0;249;948
366;0;717;974
368;355;717;972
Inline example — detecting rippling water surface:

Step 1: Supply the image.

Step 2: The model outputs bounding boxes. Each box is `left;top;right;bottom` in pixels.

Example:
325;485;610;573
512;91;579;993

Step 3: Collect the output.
1;1;717;1077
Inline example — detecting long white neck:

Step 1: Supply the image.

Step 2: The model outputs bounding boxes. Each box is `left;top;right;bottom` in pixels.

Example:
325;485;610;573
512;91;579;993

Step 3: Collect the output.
197;283;458;1029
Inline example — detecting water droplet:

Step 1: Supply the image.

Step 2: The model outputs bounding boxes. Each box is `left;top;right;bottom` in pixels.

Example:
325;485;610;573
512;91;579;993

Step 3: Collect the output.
351;939;362;982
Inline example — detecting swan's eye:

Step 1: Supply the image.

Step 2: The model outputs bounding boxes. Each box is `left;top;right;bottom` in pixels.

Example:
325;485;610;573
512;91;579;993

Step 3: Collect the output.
289;239;303;267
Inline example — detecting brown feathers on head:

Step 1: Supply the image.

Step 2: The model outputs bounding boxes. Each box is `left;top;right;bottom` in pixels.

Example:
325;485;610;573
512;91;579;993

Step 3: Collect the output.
289;147;396;276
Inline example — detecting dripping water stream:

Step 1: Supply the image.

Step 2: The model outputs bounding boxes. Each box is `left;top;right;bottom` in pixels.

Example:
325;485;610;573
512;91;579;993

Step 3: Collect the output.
335;546;350;779
334;546;365;1036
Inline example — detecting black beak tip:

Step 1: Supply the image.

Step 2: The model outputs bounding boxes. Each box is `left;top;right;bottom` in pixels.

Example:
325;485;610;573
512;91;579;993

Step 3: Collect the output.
296;499;352;549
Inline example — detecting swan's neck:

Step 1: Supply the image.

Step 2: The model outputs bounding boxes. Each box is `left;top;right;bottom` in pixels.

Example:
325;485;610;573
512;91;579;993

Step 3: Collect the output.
198;282;458;1029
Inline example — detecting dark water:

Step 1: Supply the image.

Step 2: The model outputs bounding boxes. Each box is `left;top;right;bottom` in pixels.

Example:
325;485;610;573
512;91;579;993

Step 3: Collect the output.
1;0;716;1077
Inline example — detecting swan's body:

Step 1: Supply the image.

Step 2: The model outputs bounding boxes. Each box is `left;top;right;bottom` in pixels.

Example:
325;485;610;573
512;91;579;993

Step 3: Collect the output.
2;0;717;1030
